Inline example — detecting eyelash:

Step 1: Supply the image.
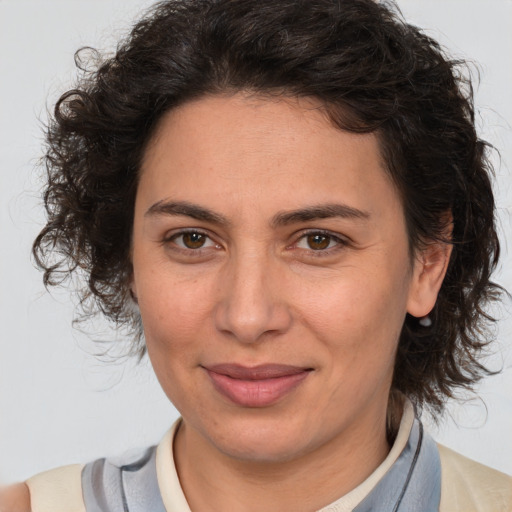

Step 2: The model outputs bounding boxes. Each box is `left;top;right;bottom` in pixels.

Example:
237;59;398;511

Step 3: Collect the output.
162;229;348;258
163;229;221;254
291;230;348;257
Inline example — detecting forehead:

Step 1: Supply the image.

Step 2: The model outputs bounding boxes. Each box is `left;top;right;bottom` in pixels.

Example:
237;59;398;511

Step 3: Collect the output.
137;93;400;222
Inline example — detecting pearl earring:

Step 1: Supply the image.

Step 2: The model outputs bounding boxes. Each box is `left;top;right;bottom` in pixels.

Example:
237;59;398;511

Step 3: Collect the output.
419;315;432;327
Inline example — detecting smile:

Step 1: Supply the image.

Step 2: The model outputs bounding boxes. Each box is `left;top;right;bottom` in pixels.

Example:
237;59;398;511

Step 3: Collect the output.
203;364;313;407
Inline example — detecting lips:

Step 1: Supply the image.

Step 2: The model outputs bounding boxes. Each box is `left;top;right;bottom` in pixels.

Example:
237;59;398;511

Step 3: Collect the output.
203;364;312;407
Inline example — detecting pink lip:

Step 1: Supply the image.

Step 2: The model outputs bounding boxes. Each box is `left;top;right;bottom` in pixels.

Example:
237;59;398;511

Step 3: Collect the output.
204;364;312;407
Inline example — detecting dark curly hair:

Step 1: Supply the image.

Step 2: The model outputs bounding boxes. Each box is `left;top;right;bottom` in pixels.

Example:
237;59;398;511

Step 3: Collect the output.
33;0;502;414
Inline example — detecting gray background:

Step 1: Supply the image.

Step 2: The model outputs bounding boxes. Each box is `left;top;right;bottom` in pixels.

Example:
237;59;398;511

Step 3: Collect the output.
1;0;511;483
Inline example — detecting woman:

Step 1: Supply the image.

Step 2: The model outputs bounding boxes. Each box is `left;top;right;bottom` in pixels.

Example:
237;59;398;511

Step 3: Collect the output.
2;0;511;510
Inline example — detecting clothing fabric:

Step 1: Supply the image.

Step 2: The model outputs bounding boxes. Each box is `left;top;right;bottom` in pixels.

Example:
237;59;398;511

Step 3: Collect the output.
438;444;512;511
81;446;166;512
26;403;512;512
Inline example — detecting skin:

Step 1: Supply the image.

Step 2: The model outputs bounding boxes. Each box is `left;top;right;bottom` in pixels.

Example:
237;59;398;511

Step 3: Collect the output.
128;93;451;512
0;483;30;512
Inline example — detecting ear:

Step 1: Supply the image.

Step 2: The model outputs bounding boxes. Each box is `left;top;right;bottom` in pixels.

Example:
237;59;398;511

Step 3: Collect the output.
406;236;453;319
129;274;139;303
128;250;138;303
130;286;139;304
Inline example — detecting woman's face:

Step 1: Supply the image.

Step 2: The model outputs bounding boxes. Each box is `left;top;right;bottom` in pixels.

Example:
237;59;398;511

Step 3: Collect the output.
131;94;433;463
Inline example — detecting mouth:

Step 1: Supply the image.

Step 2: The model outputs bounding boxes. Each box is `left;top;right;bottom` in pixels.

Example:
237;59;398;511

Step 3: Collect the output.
202;364;313;407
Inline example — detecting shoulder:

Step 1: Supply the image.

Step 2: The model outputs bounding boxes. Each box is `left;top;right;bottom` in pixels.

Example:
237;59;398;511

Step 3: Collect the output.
25;464;85;512
438;443;512;512
0;465;84;512
0;482;31;512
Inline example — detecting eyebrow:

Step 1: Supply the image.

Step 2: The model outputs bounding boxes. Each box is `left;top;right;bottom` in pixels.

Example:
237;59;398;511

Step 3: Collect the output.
271;203;370;227
145;200;229;225
146;200;370;228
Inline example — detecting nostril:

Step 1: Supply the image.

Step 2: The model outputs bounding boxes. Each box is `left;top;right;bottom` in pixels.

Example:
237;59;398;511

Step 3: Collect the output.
213;260;293;343
213;298;293;344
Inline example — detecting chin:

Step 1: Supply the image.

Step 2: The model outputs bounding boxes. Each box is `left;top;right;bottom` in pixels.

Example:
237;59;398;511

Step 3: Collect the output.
204;414;317;464
220;436;309;464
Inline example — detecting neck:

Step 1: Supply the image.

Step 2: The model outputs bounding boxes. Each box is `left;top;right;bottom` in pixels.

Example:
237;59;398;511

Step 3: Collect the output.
173;413;391;512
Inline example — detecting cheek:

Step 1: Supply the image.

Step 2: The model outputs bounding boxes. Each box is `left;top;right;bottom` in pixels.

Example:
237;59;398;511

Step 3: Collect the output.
295;262;409;370
303;270;407;334
136;274;214;410
136;267;215;355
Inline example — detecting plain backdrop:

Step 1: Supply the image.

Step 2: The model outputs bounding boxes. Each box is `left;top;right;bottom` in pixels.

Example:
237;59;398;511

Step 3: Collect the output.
1;0;511;484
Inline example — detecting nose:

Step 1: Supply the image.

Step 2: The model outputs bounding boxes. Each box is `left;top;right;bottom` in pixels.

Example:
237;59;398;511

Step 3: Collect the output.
213;251;293;344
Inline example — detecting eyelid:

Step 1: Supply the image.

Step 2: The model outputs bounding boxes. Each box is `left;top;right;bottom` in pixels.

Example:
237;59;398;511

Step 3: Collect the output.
289;229;350;253
161;227;350;253
162;228;222;251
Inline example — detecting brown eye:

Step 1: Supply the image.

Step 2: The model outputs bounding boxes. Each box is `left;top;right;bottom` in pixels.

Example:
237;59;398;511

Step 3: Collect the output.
306;234;331;250
294;231;345;254
166;230;220;256
181;232;207;249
